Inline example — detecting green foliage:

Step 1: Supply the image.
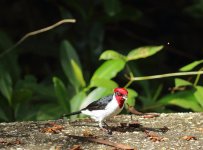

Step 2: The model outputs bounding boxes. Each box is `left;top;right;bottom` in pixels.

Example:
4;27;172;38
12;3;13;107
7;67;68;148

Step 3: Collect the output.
0;67;13;105
126;46;163;61
154;60;203;112
53;44;165;117
180;60;203;71
1;0;203;122
53;77;70;112
100;45;163;62
60;40;86;92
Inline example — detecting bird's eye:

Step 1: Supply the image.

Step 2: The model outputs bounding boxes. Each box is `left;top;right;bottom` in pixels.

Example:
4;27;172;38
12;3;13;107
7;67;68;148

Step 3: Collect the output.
116;92;122;96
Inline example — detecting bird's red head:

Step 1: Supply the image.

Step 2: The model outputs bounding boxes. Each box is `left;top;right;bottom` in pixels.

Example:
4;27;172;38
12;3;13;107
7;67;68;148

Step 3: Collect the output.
114;88;128;108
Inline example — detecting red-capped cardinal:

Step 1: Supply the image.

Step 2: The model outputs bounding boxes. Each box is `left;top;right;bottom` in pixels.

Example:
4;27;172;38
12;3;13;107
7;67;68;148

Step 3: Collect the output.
63;88;128;128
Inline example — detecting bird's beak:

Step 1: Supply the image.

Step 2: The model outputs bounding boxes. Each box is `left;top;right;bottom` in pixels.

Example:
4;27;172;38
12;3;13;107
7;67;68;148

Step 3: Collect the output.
123;95;128;100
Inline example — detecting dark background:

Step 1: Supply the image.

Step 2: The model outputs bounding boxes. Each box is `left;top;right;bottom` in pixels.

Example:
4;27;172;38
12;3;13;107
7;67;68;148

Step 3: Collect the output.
0;0;203;121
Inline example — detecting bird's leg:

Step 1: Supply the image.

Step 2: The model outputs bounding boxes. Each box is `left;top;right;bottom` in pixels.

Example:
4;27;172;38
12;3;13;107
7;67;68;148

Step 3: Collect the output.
99;121;112;135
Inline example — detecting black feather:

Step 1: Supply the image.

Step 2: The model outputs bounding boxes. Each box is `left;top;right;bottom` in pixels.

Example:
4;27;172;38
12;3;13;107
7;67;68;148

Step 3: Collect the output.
61;94;113;118
62;110;81;118
82;95;113;111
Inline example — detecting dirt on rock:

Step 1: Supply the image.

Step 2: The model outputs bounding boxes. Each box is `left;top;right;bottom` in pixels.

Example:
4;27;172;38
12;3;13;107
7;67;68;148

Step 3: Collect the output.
0;113;203;150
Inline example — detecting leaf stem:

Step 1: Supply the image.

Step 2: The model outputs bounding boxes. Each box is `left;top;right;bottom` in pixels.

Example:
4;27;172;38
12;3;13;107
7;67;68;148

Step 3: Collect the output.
131;71;203;81
0;19;76;58
194;68;203;86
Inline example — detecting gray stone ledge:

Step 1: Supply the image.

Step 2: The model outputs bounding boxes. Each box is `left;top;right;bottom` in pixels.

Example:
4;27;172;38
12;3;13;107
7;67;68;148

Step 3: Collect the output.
0;113;203;150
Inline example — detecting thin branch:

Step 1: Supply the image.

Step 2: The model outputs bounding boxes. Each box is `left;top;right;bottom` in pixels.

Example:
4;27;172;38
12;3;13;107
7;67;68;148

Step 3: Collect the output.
69;135;135;150
131;71;203;81
0;19;76;58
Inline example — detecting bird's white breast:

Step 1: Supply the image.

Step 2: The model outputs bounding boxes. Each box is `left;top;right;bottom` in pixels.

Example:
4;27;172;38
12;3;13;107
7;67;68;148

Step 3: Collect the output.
81;95;123;122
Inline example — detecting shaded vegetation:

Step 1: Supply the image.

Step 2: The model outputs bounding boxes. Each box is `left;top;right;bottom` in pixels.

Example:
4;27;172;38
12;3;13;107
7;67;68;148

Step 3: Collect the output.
0;0;203;122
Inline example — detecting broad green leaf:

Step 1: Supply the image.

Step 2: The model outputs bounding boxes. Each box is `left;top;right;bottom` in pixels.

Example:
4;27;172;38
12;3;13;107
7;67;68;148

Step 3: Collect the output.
71;60;86;87
90;78;118;89
175;78;192;87
0;67;12;105
158;90;203;112
70;91;86;112
53;77;69;112
125;88;138;106
180;60;203;71
103;0;121;17
60;40;85;90
194;86;203;107
127;45;163;61
80;87;112;110
99;50;126;61
91;59;125;80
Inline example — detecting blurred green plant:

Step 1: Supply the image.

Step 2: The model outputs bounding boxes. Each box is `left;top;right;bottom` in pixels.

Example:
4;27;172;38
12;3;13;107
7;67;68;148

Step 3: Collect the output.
53;40;165;117
54;41;203;117
0;31;57;122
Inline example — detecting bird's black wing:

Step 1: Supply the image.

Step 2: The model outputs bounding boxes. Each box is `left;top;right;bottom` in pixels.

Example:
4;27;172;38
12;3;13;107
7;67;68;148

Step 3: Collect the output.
82;95;113;111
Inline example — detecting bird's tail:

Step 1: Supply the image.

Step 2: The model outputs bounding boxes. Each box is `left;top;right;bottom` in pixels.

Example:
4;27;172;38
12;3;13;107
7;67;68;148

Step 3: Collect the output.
61;111;81;118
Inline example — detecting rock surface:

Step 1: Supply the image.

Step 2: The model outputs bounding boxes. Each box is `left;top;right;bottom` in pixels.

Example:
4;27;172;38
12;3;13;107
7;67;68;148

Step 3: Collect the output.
0;113;203;150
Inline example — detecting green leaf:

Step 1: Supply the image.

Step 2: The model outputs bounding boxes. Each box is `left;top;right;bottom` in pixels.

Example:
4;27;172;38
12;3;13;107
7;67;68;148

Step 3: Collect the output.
99;50;126;61
175;78;192;87
80;87;112;110
127;45;163;61
0;67;12;105
126;88;138;106
180;60;203;71
158;90;203;112
194;86;203;107
70;91;86;112
60;40;85;90
71;60;86;87
90;78;118;89
53;77;69;112
91;59;125;80
103;0;121;17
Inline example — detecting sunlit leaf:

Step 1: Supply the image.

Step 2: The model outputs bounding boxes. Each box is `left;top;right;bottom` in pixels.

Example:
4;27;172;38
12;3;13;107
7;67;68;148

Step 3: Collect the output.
90;78;118;89
194;86;203;107
60;40;85;90
175;78;192;87
53;77;69;112
127;45;163;61
180;60;203;71
71;60;86;87
91;59;125;80
158;90;203;112
99;50;126;61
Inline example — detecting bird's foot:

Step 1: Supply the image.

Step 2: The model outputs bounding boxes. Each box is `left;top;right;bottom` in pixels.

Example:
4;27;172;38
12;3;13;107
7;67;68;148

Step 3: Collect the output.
100;127;112;135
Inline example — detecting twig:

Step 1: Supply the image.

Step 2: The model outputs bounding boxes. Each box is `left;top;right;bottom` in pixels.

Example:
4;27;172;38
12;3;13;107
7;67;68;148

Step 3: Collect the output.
0;19;76;58
69;135;135;150
131;71;203;81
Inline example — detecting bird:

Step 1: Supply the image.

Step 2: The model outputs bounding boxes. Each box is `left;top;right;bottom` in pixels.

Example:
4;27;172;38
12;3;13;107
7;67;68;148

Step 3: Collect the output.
63;87;128;128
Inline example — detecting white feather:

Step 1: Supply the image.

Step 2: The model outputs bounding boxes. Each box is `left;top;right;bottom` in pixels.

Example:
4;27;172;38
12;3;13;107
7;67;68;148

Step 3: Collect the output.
81;95;123;125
